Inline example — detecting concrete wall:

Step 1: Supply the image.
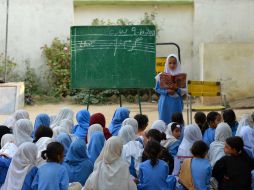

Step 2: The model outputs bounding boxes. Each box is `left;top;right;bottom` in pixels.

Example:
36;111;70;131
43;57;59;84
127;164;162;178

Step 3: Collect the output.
200;43;254;101
0;0;74;77
194;0;254;79
74;4;194;78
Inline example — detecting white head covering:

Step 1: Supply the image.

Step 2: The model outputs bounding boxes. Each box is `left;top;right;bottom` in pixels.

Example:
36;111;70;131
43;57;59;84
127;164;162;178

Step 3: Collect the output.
118;125;137;145
121;140;143;176
155;54;182;81
239;126;254;158
122;118;138;134
177;124;202;157
161;122;179;148
52;126;69;138
69;182;82;190
208;122;232;167
83;136;137;190
50;108;74;129
35;137;53;166
3;109;30;128
1;134;15;148
13;119;33;146
87;124;103;143
1;142;37;190
60;119;74;134
0;142;18;158
151;120;166;133
236;114;254;136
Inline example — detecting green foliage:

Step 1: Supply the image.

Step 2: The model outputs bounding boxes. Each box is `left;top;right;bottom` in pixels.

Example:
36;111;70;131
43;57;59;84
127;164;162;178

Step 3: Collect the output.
23;60;40;96
42;38;70;97
0;53;18;81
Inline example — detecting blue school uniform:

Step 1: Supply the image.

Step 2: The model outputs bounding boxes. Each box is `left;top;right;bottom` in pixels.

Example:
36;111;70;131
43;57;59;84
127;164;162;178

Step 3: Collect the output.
191;158;212;190
22;167;37;190
73;110;90;140
55;133;72;157
138;159;169;190
32;114;50;138
88;132;105;164
167;140;181;157
108;107;130;136
63;139;93;186
229;121;239;136
155;82;183;125
203;127;215;146
0;156;11;186
32;162;69;190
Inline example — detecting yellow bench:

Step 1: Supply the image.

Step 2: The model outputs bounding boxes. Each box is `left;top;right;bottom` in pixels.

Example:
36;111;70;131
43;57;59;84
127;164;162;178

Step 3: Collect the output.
186;80;227;124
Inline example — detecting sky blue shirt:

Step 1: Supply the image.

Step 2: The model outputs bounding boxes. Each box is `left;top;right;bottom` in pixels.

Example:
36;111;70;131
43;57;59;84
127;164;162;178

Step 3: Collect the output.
191;158;212;190
0;156;11;186
138;159;169;190
203;127;215;146
32;162;69;190
22;167;37;190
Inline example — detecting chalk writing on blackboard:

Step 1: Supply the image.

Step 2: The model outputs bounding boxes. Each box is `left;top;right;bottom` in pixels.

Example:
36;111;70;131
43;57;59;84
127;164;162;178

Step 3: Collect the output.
71;38;155;56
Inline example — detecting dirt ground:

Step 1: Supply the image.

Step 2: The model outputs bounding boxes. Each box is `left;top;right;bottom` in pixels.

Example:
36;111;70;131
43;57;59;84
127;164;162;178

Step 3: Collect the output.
0;102;253;127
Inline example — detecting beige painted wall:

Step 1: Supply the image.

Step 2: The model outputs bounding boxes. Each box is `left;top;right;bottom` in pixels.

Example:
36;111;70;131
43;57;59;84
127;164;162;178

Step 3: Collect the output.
200;43;254;101
74;4;194;78
194;0;254;80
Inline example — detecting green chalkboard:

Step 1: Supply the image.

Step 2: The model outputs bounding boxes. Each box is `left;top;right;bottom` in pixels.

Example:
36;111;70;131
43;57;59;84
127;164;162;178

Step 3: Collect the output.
70;25;156;89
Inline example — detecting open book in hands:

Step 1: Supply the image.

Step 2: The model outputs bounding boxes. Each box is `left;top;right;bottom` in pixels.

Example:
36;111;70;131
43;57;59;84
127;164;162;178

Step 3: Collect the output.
160;73;187;91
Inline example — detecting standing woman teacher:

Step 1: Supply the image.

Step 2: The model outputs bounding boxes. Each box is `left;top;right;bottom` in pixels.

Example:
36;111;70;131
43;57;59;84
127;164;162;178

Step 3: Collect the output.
155;54;186;124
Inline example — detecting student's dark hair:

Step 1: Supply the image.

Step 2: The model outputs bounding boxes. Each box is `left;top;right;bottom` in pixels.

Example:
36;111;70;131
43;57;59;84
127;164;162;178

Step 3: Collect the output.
191;140;209;158
171;122;179;132
146;129;166;143
194;112;207;125
145;140;161;167
223;109;236;126
34;126;53;143
41;142;64;162
134;114;149;131
172;112;184;125
207;111;219;124
226;136;244;153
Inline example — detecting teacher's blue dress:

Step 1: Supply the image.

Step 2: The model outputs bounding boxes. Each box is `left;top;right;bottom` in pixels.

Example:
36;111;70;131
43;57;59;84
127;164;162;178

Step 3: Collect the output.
155;81;183;125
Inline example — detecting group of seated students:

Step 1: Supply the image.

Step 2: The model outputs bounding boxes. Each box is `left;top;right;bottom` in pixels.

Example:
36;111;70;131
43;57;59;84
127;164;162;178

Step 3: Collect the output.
0;107;253;190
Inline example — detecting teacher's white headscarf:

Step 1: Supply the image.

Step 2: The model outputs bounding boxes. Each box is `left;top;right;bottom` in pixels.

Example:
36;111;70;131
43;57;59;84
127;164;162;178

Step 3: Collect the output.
1;142;37;190
13;119;33;146
83;136;137;190
208;122;232;167
177;124;202;157
155;54;182;81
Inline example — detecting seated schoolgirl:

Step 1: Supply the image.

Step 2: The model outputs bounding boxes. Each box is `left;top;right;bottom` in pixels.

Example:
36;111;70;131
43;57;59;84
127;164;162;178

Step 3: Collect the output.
222;109;238;136
138;140;175;190
194;112;207;134
203;112;222;146
32;142;69;190
134;114;149;146
162;122;181;157
63;139;93;186
1;142;38;190
212;136;254;190
142;129;174;174
179;140;211;190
